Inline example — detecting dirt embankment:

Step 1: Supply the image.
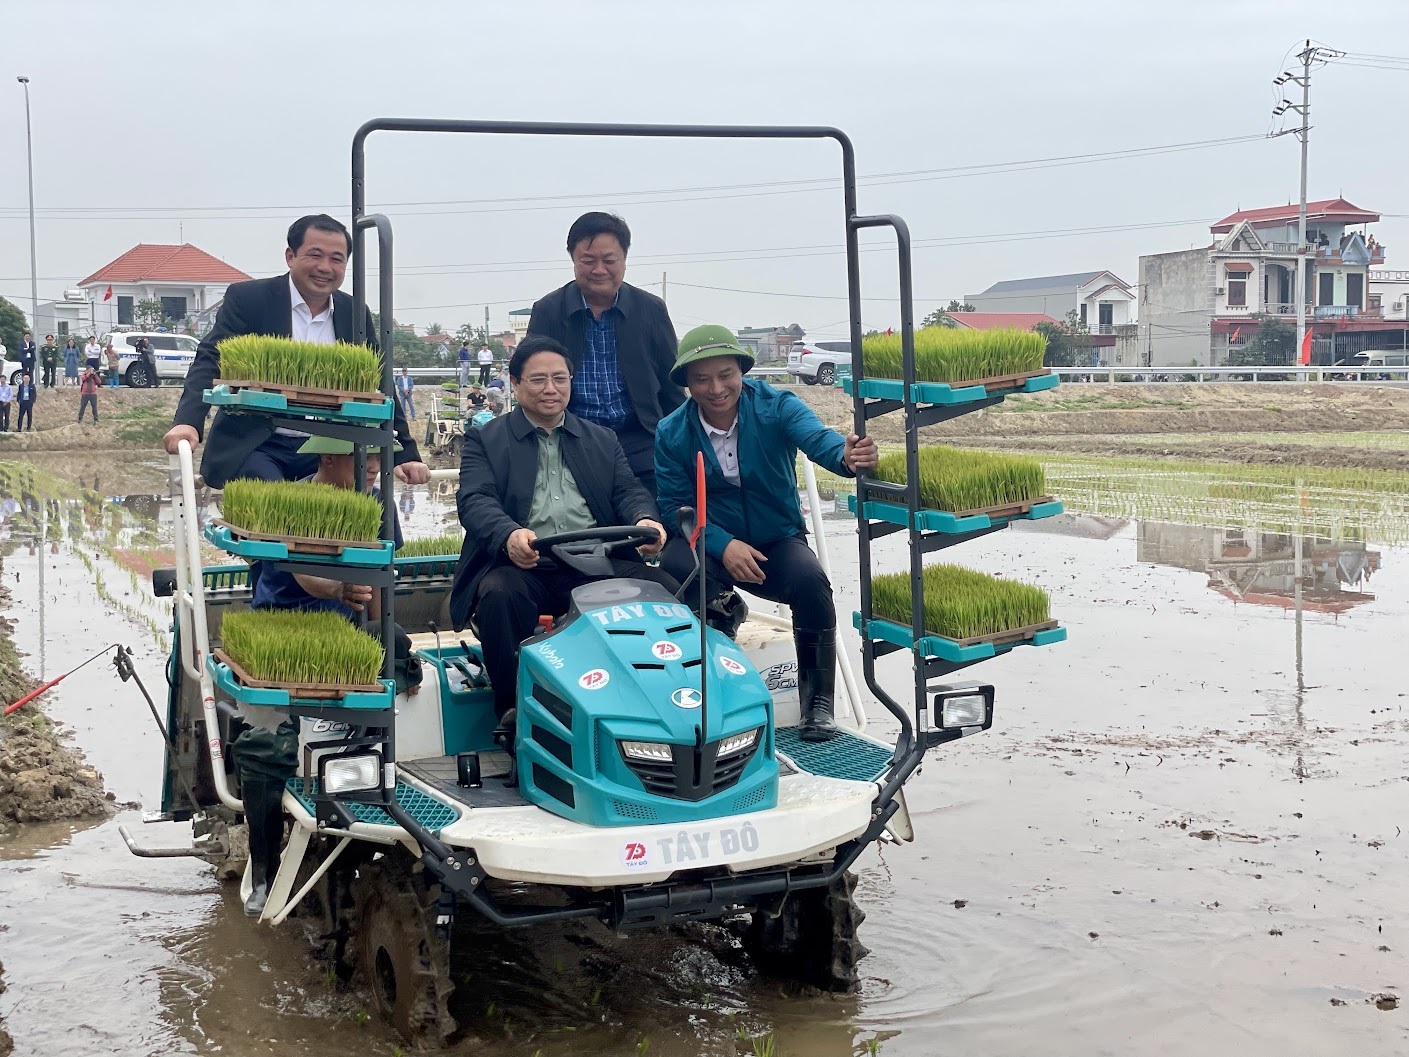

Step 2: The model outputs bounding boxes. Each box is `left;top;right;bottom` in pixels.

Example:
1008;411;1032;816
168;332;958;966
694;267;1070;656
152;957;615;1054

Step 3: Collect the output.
0;387;177;454
798;383;1409;469
0;554;111;825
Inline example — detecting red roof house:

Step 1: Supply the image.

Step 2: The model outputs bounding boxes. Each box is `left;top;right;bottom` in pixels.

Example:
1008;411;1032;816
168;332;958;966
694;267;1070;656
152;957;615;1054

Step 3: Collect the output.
77;243;252;333
1210;198;1379;235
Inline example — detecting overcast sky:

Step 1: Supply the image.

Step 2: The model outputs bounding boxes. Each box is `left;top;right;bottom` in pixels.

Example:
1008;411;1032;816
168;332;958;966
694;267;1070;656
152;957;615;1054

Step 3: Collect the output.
2;0;1407;341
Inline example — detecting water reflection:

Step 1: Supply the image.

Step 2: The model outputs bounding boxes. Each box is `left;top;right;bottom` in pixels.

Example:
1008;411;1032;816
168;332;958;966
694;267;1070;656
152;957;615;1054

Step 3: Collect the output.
1136;522;1379;614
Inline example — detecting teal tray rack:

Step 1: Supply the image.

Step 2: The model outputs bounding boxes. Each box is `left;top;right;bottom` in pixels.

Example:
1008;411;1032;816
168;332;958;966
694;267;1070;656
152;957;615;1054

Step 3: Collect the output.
204;384;393;423
205;523;394;568
841;371;1058;406
855;613;1067;664
207;655;395;711
847;493;1064;535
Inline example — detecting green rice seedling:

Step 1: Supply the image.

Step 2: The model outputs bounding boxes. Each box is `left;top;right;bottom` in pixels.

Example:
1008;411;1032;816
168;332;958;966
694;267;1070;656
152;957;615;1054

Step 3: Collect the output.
222;479;383;542
872;563;1051;641
220;609;385;686
398;531;465;558
441;380;461;391
218;334;384;394
872;445;1047;512
863;327;1046;385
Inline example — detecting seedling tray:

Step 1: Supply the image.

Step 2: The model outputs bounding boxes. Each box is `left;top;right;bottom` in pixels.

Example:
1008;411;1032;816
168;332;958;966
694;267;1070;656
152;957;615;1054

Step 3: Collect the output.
841;369;1058;406
206;520;393;567
204;381;393;423
855;613;1066;663
209;651;393;709
848;493;1063;534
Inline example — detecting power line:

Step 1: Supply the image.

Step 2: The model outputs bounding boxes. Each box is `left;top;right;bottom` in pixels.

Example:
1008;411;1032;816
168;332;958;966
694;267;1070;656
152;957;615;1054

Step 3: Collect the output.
0;133;1271;221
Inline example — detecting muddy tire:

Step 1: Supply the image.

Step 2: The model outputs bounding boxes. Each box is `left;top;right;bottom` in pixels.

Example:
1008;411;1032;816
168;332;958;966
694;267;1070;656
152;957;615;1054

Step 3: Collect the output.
350;857;456;1047
743;871;868;992
203;820;248;884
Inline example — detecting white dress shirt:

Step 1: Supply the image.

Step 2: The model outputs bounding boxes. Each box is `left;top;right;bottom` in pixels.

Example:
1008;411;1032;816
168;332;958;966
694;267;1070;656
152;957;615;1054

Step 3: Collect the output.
699;408;740;485
277;276;337;436
289;275;335;344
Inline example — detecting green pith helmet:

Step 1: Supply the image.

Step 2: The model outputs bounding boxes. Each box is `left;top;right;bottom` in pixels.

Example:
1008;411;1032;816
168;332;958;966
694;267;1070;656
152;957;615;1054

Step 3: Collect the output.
297;435;403;455
671;324;756;387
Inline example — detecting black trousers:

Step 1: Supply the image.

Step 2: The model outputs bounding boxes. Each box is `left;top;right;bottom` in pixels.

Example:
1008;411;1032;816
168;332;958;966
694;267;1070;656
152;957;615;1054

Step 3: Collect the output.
41;362;56;388
660;533;835;632
478;364;491;386
15;403;32;431
77;395;98;422
474;558;679;715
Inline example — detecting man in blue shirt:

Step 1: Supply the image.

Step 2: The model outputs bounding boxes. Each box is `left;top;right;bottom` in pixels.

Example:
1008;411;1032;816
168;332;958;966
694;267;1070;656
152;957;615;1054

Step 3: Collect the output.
527;212;684;494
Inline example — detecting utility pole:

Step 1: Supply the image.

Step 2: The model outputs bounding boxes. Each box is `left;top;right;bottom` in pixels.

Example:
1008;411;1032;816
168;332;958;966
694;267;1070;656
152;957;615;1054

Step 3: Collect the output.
17;77;38;333
1273;41;1344;367
661;271;667;303
483;305;489;345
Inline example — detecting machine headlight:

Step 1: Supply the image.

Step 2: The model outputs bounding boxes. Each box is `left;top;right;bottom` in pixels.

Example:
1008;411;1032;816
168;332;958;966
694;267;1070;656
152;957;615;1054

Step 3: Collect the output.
941;694;988;729
716;727;760;758
924;684;995;746
320;751;382;794
620;740;675;763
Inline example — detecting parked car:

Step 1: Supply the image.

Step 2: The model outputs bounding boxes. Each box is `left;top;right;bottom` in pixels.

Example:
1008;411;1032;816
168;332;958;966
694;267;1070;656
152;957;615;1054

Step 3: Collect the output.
2;350;19;385
787;340;853;386
100;331;200;388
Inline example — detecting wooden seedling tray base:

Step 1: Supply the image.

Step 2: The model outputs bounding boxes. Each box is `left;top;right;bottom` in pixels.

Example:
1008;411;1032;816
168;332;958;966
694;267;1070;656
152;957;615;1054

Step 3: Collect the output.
214;518;379;557
939;367;1052;392
949;495;1057;520
214;649;383;699
946;618;1060;648
217;378;386;408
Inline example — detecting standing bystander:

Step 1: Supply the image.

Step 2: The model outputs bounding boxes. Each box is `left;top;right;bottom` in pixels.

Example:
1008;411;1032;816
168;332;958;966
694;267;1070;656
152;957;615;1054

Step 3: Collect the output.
78;365;100;423
62;339;79;385
17;332;36;379
395;366;416;418
477;344;493;386
14;375;35;432
0;378;11;431
457;341;472;387
84;336;102;371
39;335;58;388
105;341;121;388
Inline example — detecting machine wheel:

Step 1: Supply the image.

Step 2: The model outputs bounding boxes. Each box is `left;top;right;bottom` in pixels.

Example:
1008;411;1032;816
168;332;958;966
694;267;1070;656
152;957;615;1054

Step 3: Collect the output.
350;857;456;1046
124;361;155;388
816;364;836;387
448;434;463;458
743;871;869;992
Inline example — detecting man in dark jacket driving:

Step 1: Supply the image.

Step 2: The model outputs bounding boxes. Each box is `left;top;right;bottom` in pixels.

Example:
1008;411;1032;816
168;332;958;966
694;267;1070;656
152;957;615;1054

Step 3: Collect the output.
450;335;675;722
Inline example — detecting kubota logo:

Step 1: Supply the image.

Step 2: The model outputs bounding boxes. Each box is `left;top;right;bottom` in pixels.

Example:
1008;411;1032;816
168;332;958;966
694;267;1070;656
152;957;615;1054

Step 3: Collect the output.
671;687;702;709
621;841;650;868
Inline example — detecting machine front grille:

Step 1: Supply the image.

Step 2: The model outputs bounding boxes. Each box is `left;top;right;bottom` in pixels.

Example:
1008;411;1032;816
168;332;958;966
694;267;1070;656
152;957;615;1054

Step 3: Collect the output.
620;738;761;802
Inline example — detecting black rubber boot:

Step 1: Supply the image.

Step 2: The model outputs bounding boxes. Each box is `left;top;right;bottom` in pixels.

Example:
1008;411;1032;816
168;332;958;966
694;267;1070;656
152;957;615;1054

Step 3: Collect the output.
796;628;839;742
240;775;284;918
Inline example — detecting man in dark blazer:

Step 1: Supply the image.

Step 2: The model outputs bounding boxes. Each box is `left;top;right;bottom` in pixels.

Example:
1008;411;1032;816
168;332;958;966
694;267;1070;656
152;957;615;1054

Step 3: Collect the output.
526;212;684;493
450;335;674;721
162;214;428;488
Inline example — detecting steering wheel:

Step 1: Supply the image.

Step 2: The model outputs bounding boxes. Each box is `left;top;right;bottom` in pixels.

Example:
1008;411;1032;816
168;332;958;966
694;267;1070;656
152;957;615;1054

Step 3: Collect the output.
531;525;663;577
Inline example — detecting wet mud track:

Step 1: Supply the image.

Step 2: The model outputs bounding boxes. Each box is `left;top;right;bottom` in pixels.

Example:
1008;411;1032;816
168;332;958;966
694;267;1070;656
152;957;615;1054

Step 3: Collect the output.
0;479;1406;1056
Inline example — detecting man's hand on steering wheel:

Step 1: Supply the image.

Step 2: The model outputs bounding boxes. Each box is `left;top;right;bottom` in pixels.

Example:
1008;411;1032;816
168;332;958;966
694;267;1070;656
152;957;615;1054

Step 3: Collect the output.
634;518;665;558
505;527;539;569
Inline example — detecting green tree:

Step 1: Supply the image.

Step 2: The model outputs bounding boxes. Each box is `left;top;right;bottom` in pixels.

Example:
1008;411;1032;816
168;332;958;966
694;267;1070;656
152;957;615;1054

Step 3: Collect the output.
1034;311;1094;368
135;298;170;330
921;300;975;329
1228;314;1294;366
371;313;438;367
0;295;26;351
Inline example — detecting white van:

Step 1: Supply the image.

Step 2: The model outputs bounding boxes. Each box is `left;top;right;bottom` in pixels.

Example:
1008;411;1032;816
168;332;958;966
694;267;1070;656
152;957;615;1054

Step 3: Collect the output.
100;331;200;388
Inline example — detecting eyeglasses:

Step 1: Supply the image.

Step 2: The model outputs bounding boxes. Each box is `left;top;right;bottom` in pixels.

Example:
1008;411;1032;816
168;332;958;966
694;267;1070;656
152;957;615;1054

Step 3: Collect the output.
520;373;571;390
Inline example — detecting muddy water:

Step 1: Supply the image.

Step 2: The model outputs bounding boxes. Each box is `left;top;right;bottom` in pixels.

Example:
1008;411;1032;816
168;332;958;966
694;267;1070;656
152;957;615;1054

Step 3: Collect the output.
1;465;1406;1056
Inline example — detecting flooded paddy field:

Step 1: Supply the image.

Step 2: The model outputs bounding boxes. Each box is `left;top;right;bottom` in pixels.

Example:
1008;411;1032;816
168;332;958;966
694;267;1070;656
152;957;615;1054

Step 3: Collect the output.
0;456;1405;1056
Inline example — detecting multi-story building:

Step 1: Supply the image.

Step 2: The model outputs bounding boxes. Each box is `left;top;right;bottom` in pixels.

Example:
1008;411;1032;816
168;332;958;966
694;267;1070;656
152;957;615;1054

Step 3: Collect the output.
1141;198;1406;366
75;243;251;335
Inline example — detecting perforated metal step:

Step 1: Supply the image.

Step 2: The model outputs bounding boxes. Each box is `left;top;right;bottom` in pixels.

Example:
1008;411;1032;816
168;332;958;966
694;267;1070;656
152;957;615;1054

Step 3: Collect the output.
775;727;893;782
286;778;460;832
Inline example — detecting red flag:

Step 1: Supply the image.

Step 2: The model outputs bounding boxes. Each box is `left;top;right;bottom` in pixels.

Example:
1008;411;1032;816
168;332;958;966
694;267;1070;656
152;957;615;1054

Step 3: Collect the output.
1229;326;1241;343
690;451;706;550
885;327;893;337
1298;328;1313;366
103;284;113;302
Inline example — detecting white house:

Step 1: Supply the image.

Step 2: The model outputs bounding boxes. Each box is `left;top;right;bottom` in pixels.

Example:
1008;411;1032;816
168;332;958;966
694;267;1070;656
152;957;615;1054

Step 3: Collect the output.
75;243;251;335
967;270;1136;334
